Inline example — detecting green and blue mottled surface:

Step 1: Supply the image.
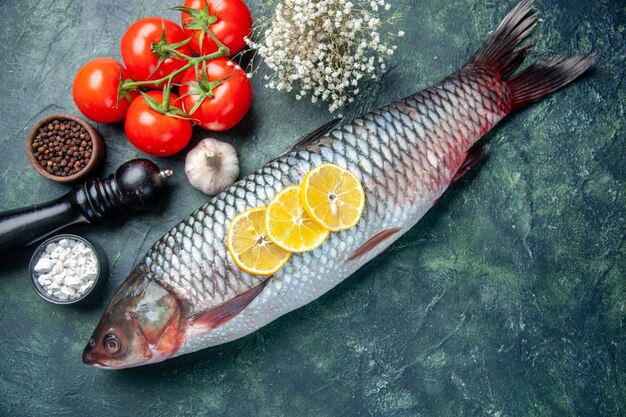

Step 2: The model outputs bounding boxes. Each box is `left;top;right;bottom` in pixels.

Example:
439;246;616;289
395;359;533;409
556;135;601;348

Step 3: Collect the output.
0;0;624;416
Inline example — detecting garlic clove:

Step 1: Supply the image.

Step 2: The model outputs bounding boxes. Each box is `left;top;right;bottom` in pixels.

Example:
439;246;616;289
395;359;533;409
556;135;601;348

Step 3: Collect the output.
185;138;240;195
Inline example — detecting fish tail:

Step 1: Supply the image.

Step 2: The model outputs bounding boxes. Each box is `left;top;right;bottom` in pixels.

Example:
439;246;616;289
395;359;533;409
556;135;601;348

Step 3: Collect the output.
470;0;538;79
470;0;596;112
506;54;597;111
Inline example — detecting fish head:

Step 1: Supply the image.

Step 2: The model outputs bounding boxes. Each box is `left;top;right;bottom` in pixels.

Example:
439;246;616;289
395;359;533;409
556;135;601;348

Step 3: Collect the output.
83;266;185;369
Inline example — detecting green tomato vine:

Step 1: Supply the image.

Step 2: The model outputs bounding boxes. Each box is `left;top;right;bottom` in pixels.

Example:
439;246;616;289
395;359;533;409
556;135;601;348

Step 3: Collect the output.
120;7;232;116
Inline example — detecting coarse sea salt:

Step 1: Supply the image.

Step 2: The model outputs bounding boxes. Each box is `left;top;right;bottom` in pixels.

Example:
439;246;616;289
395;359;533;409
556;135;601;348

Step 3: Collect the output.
33;238;98;301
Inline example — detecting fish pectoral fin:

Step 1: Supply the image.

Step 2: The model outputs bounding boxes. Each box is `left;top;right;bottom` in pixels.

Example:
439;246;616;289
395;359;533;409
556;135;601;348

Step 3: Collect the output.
348;228;401;261
281;118;343;156
191;279;269;329
451;142;491;184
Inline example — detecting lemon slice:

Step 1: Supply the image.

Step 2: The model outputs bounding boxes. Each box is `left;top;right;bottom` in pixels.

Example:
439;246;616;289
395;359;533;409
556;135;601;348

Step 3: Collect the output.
300;163;365;232
265;185;330;253
227;206;292;276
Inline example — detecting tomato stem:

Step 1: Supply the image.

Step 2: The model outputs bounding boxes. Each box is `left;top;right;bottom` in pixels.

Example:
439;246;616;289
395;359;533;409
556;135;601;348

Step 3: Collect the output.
168;47;195;61
162;80;172;109
120;26;231;107
203;26;230;57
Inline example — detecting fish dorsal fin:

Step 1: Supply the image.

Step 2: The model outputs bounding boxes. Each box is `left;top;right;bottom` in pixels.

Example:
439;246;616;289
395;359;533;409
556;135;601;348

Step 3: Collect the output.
191;279;269;329
282;118;343;156
452;142;491;183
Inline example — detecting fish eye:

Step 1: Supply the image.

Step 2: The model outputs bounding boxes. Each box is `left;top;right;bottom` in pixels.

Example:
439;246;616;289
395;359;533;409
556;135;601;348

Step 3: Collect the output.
104;334;121;354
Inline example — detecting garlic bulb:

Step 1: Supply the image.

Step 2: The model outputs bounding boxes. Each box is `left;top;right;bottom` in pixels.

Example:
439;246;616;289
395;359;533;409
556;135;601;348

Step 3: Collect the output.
185;138;240;195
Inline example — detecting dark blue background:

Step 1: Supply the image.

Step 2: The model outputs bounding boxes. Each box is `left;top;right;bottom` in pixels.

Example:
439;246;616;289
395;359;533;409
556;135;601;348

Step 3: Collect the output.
0;0;624;415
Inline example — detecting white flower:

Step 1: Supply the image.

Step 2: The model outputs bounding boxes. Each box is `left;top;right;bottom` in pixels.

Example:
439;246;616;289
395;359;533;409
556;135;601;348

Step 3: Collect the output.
246;0;402;114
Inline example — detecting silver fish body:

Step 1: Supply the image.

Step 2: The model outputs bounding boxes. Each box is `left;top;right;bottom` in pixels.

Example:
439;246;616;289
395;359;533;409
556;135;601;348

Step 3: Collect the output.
145;65;507;355
83;0;594;368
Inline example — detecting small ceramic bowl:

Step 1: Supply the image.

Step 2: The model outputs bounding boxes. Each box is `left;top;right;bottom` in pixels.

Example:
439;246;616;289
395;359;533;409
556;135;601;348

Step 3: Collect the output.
26;113;105;184
29;234;108;305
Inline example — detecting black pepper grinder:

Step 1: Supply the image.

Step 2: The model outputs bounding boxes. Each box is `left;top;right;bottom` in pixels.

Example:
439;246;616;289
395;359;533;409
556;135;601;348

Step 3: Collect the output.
0;159;172;258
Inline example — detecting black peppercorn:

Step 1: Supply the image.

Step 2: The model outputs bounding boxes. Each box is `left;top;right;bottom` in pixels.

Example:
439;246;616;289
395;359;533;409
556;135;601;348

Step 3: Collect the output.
32;119;93;177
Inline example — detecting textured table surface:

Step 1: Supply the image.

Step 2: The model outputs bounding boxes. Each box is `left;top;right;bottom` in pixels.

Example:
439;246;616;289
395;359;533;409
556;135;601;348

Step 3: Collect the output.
0;0;624;416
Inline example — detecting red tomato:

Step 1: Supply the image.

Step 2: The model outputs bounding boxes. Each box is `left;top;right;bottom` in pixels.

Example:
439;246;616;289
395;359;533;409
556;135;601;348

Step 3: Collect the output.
72;58;138;123
124;91;193;156
180;0;252;56
178;57;252;131
120;17;192;85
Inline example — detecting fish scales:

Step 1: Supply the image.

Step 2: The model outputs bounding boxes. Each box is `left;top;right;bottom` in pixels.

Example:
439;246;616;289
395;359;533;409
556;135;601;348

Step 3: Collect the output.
84;0;595;368
140;66;509;352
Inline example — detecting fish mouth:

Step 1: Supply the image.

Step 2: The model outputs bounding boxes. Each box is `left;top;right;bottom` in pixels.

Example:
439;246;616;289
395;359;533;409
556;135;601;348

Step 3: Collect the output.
82;348;152;370
82;349;108;369
82;356;108;369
